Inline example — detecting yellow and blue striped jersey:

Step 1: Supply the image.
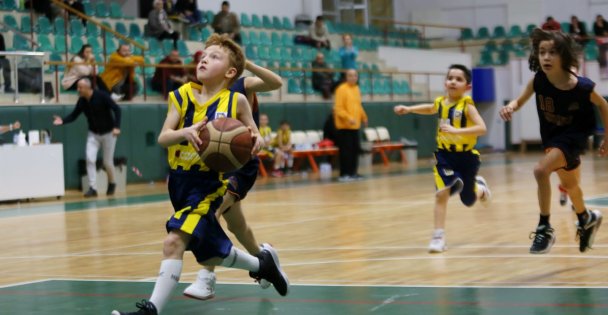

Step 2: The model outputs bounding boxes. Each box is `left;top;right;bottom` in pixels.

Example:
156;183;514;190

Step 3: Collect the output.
433;95;478;152
166;82;239;172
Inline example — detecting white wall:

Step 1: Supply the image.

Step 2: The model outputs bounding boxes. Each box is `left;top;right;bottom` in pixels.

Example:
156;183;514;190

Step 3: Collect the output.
197;0;322;22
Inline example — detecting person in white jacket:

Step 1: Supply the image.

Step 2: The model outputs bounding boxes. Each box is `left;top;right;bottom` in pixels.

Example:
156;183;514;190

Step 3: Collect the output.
61;44;109;93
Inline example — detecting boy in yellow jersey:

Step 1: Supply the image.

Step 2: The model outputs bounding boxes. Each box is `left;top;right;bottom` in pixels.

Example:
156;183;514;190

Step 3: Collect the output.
111;34;289;315
393;64;491;253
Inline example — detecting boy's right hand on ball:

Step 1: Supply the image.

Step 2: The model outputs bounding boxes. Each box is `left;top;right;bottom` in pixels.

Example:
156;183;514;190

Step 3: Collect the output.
185;118;207;151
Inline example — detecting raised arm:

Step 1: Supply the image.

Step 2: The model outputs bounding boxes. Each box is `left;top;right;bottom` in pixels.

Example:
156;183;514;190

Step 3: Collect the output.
235;93;263;154
500;78;534;121
393;103;436;115
243;60;283;93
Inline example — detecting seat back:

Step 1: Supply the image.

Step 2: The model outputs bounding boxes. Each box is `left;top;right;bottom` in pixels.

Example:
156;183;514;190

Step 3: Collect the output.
376;126;391;142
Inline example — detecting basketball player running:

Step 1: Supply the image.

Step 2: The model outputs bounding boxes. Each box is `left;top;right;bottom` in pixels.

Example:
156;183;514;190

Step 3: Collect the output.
500;29;608;254
394;64;491;254
183;60;284;299
111;34;288;315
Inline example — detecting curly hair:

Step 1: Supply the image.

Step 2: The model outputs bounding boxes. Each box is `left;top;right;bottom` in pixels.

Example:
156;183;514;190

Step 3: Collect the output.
204;33;245;86
528;28;580;73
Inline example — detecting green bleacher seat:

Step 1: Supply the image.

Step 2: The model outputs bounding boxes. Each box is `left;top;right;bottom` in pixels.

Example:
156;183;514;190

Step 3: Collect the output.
240;31;250;45
37;16;53;34
245;45;257;60
162;40;173;54
46;53;64;73
359;79;371;95
280;47;291;61
177;40;189;57
526;24;537;35
281;32;293;47
492;26;506;38
12;33;30;50
2;0;17;10
141;57;155;76
259;32;271;45
37;34;53;52
476;27;490;39
83;2;94;16
291;47;302;59
70;19;85;36
70;36;84;54
257;46;270;61
560;22;570;32
201;28;211;40
495;49;509;65
262;15;272;28
459;27;473;40
3;15;18;32
287;78;302;94
20;15;31;33
87;36;102;54
507;25;523;38
483;40;498;51
86;22;99;37
54;17;66;35
501;39;514;51
205;11;214;26
584;44;599;60
271;32;281;46
129;23;142;38
251;14;262;28
104;38;117;55
95;2;109;17
147;38;163;57
248;31;260;45
272;16;282;30
478;49;494;66
240;13;251;28
188;27;201;41
110;2;123;19
282;17;293;30
115;22;128;36
54;35;67;53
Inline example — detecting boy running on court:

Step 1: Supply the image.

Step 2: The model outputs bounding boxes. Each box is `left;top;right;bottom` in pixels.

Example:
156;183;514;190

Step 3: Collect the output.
500;28;608;254
183;60;284;300
111;34;288;315
394;64;491;253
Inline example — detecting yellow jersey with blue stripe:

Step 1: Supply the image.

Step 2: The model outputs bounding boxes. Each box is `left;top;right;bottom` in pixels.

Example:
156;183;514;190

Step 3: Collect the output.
166;82;239;172
433;95;478;152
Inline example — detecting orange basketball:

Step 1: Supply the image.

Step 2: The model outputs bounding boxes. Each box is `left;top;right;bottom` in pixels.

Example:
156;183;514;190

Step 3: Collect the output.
198;117;253;173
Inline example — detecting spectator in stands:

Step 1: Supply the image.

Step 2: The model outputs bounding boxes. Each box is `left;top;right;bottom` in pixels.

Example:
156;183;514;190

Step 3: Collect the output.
185;50;203;84
334;69;367;182
211;1;241;44
64;0;86;26
61;44;109;92
270;120;293;177
309;16;331;50
151;49;187;98
25;0;59;21
52;78;121;198
148;0;180;49
593;14;608;76
0;34;14;93
0;120;20;135
569;15;588;46
311;52;334;99
173;0;201;25
100;43;144;101
541;16;561;31
338;33;358;82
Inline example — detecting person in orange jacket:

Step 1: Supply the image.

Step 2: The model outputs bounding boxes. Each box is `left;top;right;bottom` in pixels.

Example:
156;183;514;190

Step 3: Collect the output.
333;68;368;181
100;43;144;101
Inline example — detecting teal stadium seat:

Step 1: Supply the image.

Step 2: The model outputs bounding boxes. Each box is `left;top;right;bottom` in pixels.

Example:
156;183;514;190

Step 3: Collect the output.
86;22;99;37
12;33;30;50
280;47;291;62
561;22;570;31
501;39;514;52
201;28;211;41
110;2;123;19
129;23;142;38
259;32;271;45
37;16;53;34
70;36;84;54
287;78;302;94
115;22;128;36
262;15;272;29
245;45;257;60
3;15;18;32
281;32;294;47
507;25;523;38
268;47;280;62
240;13;251;28
46;53;64;74
104;38;117;55
87;36;102;55
54;35;67;53
291;47;302;59
282;17;293;30
483;40;498;51
240;31;250;45
526;24;536;35
162;40;173;54
70;19;85;36
272;16;283;30
83;2;94;16
20;15;31;33
248;31;260;45
2;0;17;10
584;43;599;61
271;32;281;46
492;26;506;38
257;46;270;61
251;14;262;28
476;26;490;39
177;40;189;56
478;49;494;66
54;17;66;35
95;2;109;17
495;49;509;65
37;34;53;52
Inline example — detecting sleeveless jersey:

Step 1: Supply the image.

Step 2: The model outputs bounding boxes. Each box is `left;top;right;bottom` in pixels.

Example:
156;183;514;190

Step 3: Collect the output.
166;82;239;172
433;95;478;152
230;77;259;127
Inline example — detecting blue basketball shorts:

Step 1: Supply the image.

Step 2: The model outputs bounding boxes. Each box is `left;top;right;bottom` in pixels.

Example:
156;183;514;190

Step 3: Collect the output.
433;149;481;207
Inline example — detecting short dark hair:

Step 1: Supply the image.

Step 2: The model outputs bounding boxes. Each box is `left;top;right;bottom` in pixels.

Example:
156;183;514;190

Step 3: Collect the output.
316;15;324;22
222;1;229;7
528;28;580;73
447;64;472;84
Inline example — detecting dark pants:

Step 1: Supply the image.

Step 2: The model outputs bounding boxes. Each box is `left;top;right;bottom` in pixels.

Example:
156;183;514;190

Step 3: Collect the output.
0;58;11;89
158;31;180;49
113;72;138;100
335;129;361;177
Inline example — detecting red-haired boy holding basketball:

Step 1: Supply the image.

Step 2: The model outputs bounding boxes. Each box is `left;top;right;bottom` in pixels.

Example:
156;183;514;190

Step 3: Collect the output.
112;34;289;315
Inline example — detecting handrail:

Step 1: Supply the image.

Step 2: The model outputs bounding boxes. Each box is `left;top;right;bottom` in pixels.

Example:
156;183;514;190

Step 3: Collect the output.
49;0;146;52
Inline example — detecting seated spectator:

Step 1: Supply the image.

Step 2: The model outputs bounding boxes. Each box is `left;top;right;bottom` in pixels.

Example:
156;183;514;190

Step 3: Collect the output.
100;43;144;101
569;15;588;46
0;34;14;93
186;50;203;83
148;0;180;49
64;0;86;26
61;44;109;92
311;52;334;99
173;0;201;25
25;0;58;21
309;16;331;50
151;50;187;98
211;1;241;44
258;113;274;157
270;120;293;177
338;33;358;82
594;14;608;77
541;16;561;31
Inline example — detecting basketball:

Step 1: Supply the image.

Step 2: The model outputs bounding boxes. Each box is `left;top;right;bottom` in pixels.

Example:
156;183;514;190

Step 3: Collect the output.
198;117;253;173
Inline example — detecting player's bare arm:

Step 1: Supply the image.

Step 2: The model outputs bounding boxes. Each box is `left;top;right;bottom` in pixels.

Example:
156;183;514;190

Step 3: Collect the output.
235;93;263;154
394;103;436;115
440;104;487;136
244;60;283;92
501;79;534;121
158;102;206;150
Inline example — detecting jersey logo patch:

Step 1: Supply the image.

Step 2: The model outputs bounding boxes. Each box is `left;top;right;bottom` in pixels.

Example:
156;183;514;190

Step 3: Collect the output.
443;169;454;176
215;112;227;119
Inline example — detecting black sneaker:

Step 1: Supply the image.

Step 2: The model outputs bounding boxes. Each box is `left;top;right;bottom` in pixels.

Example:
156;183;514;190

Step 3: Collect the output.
249;245;289;296
529;225;556;254
107;183;116;196
83;187;98;198
111;300;157;315
576;209;603;253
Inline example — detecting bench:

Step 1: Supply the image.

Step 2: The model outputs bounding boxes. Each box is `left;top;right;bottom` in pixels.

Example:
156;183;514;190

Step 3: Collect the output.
364;127;417;166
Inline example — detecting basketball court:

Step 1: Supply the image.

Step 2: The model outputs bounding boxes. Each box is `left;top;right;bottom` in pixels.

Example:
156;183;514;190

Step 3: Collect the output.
0;152;607;314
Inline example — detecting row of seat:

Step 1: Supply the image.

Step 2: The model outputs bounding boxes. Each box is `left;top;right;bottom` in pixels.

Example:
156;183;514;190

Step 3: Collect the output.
461;24;537;40
286;78;415;96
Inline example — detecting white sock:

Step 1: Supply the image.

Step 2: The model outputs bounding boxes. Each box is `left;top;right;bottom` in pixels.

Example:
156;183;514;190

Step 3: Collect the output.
219;247;260;272
149;259;182;313
433;229;445;237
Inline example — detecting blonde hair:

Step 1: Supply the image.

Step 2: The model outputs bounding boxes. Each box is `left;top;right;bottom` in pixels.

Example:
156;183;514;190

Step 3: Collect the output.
204;33;245;86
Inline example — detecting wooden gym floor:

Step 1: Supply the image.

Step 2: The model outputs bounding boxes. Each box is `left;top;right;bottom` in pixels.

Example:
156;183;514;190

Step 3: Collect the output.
0;152;607;314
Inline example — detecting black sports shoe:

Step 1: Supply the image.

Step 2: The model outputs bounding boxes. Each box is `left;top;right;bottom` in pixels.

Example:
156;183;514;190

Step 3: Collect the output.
576;209;603;253
107;183;116;196
83;187;98;198
529;225;556;254
111;300;157;315
249;245;289;296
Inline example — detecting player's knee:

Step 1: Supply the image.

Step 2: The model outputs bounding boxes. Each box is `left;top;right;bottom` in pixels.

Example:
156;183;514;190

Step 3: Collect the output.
533;165;550;179
162;233;186;258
